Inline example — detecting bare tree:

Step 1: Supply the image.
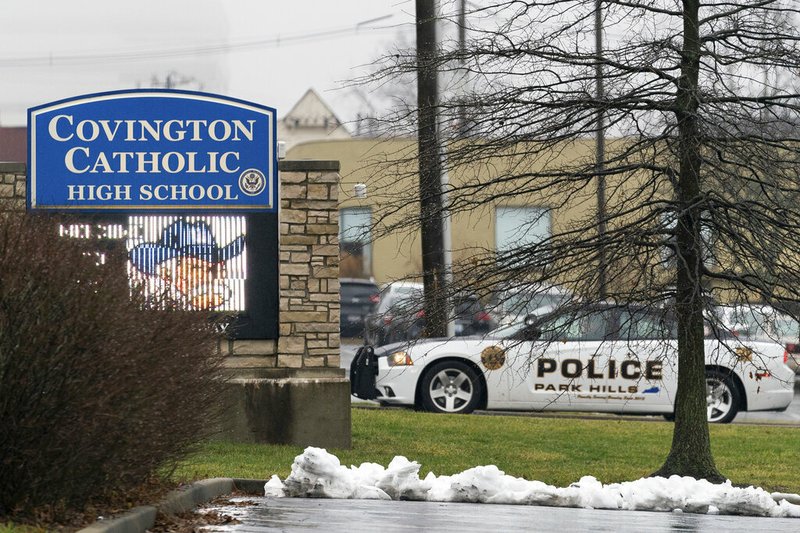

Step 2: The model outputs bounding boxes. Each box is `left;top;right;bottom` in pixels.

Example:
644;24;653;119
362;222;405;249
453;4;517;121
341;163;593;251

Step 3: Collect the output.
359;0;800;481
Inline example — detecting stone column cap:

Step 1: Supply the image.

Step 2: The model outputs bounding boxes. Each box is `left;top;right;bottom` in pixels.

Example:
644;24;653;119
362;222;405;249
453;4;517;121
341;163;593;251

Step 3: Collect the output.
0;162;26;173
279;160;340;172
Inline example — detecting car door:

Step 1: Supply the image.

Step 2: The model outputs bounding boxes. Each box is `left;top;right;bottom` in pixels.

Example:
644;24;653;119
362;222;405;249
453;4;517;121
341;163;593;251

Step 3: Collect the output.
603;308;676;413
503;308;615;412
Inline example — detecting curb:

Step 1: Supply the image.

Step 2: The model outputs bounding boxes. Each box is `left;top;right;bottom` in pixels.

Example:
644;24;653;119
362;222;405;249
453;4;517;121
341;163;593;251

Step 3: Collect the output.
77;478;268;533
78;506;157;533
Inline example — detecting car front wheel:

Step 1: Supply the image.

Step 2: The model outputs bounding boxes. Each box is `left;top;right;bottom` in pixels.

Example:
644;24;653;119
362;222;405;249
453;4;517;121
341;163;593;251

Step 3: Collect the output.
706;369;741;424
419;360;482;414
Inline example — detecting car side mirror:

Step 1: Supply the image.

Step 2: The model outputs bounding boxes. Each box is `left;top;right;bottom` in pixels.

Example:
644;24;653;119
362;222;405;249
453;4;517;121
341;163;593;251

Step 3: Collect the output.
522;326;542;341
520;314;542;340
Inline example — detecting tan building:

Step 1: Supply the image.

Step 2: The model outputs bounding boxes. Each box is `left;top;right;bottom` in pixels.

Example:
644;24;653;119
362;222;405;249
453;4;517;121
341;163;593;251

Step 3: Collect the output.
287;138;604;287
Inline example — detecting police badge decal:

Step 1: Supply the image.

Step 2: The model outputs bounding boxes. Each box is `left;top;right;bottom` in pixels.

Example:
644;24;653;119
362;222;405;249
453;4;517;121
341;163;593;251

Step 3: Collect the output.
481;346;506;370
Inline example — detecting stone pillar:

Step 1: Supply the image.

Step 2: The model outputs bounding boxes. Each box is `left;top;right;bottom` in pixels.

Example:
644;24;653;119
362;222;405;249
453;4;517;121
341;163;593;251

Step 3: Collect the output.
219;160;351;449
277;160;341;370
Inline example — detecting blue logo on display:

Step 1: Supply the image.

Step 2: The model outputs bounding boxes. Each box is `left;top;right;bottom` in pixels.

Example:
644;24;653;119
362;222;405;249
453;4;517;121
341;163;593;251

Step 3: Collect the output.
27;89;277;212
643;387;660;394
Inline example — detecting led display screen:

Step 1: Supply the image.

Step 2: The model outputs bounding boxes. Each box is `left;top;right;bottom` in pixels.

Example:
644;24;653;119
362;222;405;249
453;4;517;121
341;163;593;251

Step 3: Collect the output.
58;213;277;338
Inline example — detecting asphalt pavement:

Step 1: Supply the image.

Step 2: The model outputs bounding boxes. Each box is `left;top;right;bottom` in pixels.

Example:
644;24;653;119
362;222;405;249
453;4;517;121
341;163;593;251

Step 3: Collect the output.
200;496;800;532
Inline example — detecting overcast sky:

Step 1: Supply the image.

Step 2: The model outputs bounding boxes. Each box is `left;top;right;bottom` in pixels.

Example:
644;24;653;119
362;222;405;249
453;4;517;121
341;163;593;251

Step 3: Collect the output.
0;0;417;126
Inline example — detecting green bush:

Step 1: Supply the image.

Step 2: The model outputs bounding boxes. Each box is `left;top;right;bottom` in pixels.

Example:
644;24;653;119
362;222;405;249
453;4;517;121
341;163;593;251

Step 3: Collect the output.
0;213;226;516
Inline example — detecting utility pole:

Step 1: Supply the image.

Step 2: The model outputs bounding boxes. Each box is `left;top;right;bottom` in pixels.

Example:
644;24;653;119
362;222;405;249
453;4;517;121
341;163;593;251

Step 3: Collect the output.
595;0;608;300
416;0;447;338
457;0;467;137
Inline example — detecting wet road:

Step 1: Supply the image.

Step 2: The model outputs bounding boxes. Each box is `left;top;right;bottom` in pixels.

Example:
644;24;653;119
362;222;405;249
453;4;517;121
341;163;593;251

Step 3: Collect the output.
339;340;800;425
201;497;800;532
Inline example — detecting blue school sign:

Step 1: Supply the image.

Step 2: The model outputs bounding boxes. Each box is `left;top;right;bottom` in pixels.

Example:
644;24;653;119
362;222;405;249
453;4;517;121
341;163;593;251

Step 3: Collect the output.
27;89;277;212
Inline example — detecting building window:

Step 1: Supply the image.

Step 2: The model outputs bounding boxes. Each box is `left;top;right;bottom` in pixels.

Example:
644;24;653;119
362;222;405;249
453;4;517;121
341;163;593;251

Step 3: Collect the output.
659;211;716;269
340;207;372;278
495;206;551;254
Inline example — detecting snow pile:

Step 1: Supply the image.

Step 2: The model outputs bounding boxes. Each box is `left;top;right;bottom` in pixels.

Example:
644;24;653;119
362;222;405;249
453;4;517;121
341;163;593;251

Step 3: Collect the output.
264;447;800;518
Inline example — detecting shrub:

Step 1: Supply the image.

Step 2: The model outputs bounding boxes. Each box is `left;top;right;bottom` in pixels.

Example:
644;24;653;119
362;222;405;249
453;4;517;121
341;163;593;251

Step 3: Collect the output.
0;213;227;515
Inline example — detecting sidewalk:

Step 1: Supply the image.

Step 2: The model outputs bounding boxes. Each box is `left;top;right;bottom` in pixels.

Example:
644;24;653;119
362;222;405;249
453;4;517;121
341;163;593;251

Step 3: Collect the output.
201;495;800;533
81;479;800;533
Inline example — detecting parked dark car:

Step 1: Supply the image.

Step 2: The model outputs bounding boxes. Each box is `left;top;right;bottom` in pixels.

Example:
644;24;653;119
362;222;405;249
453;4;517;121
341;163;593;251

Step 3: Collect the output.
339;278;380;338
364;281;496;346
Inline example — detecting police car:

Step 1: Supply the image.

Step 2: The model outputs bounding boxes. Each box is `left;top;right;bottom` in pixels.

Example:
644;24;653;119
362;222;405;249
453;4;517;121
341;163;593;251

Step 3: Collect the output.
350;304;795;423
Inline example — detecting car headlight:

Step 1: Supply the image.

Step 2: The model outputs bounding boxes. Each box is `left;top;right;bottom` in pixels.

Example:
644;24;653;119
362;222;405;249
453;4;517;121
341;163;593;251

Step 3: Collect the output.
387;351;413;366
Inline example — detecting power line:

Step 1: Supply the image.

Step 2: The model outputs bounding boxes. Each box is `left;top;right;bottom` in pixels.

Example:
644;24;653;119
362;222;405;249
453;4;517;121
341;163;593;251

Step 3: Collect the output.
0;21;404;68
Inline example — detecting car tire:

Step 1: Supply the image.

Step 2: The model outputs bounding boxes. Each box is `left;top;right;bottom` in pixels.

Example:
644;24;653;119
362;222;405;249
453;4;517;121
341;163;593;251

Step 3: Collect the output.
706;369;741;424
419;360;482;414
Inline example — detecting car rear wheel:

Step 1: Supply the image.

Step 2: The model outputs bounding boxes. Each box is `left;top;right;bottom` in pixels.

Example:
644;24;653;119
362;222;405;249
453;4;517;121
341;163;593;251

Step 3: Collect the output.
419;360;482;414
706;369;740;424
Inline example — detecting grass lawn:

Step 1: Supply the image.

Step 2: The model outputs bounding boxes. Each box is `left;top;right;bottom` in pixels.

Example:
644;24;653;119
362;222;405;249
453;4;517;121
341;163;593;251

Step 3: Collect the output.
174;407;800;494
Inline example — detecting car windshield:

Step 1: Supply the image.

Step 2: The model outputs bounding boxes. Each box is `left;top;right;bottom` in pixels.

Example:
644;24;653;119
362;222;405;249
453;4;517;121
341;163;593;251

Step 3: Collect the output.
488;304;556;338
341;283;379;314
774;315;800;338
719;305;800;341
341;283;378;299
454;296;483;317
489;321;527;338
377;287;422;313
503;291;567;316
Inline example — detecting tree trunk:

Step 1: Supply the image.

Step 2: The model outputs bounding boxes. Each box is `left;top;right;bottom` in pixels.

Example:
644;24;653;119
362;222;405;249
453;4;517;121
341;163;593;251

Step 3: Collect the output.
651;0;724;482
